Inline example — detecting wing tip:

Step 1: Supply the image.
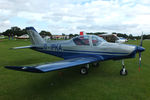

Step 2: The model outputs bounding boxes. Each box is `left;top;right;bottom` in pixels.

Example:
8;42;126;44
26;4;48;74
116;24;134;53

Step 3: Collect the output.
5;66;44;73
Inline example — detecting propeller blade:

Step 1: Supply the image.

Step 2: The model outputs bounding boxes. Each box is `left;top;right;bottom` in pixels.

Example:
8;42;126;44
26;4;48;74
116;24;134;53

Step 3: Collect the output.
139;52;141;72
140;32;143;46
138;32;143;71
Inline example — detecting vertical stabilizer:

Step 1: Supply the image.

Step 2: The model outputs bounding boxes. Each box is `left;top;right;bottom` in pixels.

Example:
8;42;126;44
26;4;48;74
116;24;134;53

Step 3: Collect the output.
26;27;45;45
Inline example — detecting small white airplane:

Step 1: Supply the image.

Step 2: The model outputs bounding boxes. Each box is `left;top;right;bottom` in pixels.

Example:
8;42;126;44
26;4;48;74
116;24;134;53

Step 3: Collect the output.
99;34;128;43
116;37;128;43
5;27;145;76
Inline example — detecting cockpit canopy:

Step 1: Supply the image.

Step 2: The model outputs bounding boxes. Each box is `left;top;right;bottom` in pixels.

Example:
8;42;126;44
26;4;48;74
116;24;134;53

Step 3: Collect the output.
73;35;106;46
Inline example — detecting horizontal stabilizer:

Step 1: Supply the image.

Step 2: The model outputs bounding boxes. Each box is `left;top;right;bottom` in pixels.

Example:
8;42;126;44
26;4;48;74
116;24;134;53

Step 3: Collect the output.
11;45;33;49
5;57;99;73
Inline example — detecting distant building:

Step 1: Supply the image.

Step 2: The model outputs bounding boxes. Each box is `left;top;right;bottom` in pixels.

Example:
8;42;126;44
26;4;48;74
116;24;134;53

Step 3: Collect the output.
17;34;29;39
52;35;69;40
0;35;5;39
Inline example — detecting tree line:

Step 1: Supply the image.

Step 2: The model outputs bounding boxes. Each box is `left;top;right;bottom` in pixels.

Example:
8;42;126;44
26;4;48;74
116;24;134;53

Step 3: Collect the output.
87;32;150;40
0;26;52;37
1;26;150;40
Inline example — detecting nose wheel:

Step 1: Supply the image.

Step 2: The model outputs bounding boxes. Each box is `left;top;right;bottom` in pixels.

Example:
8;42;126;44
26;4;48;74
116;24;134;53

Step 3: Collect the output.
120;68;128;76
120;60;128;76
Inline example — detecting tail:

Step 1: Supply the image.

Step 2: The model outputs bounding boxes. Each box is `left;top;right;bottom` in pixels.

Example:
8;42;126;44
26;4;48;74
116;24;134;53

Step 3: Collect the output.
26;27;46;45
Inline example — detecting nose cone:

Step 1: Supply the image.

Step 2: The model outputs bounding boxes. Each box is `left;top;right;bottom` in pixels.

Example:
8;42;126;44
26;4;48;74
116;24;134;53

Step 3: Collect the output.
136;46;145;52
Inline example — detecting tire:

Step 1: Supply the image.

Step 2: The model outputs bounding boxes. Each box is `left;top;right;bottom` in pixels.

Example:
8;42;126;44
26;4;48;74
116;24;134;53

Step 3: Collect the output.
92;62;99;67
120;68;128;76
80;67;88;75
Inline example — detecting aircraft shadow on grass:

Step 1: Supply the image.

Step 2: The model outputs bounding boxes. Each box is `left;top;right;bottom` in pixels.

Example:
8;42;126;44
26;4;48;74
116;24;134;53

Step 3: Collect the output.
18;62;119;96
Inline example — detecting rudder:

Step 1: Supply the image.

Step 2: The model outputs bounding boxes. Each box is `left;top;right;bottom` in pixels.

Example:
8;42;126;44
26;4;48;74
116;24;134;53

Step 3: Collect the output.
26;27;45;45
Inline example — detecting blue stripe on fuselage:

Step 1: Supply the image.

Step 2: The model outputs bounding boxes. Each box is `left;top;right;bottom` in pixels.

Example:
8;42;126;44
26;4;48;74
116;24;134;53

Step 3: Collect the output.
63;49;128;54
33;47;129;55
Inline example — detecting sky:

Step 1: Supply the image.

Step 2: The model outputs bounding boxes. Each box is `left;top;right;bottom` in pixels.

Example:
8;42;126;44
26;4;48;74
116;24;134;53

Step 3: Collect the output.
0;0;150;35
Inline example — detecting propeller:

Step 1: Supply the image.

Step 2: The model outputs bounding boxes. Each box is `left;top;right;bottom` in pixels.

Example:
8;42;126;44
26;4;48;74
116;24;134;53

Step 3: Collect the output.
138;32;143;71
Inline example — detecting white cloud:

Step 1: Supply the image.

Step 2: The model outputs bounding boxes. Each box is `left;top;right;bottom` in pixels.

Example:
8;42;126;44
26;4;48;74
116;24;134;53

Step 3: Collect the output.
0;0;150;35
17;12;45;21
0;20;11;31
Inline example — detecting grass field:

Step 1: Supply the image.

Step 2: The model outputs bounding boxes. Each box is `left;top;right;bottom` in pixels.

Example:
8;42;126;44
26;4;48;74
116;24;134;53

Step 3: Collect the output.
0;39;150;100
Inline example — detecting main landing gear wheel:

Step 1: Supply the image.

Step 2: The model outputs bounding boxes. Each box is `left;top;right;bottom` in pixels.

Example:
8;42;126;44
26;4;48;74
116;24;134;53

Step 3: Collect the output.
120;68;128;76
80;67;88;75
80;64;89;75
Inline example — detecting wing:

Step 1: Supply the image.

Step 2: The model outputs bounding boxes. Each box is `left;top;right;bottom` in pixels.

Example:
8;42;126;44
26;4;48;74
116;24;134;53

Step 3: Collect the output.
5;57;101;73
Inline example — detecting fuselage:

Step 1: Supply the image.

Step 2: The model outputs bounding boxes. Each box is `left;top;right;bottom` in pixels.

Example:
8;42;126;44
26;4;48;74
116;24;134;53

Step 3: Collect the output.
31;35;144;61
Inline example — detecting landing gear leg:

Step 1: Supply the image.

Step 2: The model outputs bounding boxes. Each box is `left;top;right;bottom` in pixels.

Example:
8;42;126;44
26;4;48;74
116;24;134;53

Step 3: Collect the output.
92;62;99;67
120;60;128;76
80;64;89;75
